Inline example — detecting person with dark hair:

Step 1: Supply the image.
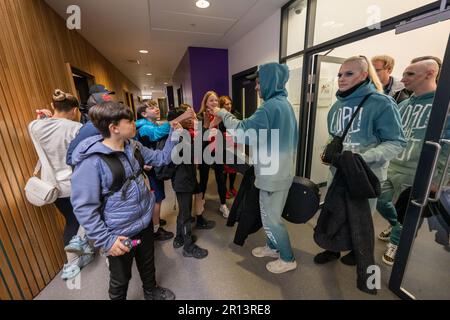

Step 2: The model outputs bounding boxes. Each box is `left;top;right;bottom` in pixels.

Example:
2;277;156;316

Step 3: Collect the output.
70;101;179;300
66;84;114;165
29;89;93;280
166;106;208;259
135;100;195;241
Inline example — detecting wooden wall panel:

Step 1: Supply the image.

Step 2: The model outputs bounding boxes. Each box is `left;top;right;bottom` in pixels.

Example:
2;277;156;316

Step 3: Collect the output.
0;0;141;299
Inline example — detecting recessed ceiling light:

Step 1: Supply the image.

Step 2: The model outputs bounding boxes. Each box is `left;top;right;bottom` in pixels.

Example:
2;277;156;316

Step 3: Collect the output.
164;82;169;85
196;0;210;9
139;50;149;54
146;73;152;76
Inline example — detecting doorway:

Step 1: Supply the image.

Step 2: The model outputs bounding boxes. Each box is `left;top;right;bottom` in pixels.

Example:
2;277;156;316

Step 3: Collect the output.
232;67;258;119
71;67;95;106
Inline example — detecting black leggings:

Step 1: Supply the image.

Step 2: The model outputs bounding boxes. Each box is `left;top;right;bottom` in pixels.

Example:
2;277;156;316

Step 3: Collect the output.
176;192;195;250
54;198;79;246
199;163;227;205
225;173;237;190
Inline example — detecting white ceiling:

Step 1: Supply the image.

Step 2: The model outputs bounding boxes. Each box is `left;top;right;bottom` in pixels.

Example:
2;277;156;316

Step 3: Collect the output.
45;0;287;96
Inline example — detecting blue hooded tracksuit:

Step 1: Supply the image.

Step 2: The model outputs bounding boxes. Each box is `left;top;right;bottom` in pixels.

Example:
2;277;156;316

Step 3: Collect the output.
217;62;298;262
70;133;177;253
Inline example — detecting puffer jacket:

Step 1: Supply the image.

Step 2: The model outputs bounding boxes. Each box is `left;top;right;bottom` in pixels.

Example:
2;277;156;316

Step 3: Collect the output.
70;133;178;253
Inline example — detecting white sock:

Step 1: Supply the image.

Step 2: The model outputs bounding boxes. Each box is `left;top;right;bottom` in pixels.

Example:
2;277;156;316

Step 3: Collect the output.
154;224;160;233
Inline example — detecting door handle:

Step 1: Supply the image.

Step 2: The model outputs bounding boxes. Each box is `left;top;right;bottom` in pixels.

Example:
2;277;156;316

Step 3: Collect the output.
411;141;441;208
428;139;450;202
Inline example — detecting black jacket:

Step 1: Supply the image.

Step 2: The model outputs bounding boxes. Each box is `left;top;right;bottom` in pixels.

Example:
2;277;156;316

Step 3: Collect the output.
314;151;380;290
227;166;262;246
171;136;199;193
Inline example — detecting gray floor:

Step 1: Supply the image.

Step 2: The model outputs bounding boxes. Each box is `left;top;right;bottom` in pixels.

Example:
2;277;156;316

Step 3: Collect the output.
35;174;449;300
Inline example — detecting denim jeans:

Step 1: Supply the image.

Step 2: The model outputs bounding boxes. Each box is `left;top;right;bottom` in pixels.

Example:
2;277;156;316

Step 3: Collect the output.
259;189;294;262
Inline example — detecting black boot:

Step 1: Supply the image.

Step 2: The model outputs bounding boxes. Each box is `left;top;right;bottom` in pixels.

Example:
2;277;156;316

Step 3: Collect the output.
195;215;215;230
314;250;341;264
173;234;197;249
340;250;356;266
144;286;176;300
183;244;208;259
154;227;174;241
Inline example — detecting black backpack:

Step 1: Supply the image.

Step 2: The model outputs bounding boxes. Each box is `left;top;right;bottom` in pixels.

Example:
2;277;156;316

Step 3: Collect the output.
153;138;177;181
98;141;146;201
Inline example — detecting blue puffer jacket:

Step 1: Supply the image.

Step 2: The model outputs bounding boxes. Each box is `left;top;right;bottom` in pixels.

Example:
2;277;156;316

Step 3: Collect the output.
70;133;177;253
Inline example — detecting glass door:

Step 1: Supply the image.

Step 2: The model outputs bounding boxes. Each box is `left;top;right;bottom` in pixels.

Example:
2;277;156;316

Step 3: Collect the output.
305;55;346;186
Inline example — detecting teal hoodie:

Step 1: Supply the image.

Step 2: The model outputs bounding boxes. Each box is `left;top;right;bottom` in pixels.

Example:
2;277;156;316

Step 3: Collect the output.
327;81;406;181
389;91;450;181
217;62;298;192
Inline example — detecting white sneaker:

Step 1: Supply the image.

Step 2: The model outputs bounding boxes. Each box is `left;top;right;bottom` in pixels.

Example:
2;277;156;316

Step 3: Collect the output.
378;225;393;242
252;246;280;258
266;259;297;274
219;204;229;219
382;242;398;266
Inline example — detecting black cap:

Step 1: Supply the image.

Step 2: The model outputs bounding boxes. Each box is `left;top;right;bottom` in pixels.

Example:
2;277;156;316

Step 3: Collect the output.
89;84;115;95
246;71;259;80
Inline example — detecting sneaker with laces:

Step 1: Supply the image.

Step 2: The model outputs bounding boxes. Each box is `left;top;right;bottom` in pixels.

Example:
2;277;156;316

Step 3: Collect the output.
64;235;94;256
61;262;80;280
378;225;393;242
77;253;94;268
195;217;216;230
266;259;297;274
182;244;208;259
382;243;398;266
252;246;280;258
219;204;230;219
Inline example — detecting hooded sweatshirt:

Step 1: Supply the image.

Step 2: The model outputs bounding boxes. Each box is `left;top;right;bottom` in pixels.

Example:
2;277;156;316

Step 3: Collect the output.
327;81;406;181
217;62;298;192
70;132;177;253
388;91;450;183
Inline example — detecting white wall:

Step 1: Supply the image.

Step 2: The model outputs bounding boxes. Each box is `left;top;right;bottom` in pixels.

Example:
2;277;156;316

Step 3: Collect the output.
228;10;281;94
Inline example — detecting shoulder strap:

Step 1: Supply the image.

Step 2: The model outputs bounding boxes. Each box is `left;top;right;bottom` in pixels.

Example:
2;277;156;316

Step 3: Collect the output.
28;121;57;185
130;139;145;170
341;93;374;139
98;154;126;195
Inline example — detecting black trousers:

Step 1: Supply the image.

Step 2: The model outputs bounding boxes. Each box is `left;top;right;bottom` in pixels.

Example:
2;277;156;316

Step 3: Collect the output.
199;163;226;205
226;173;237;190
54;197;80;246
107;224;156;300
176;192;195;250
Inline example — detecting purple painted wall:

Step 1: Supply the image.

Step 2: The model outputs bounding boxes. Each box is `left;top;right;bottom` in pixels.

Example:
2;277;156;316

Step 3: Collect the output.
189;47;229;111
173;47;229;112
173;50;193;107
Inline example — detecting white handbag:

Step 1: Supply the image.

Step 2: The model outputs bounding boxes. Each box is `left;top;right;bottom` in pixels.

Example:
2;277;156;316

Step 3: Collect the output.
25;123;59;206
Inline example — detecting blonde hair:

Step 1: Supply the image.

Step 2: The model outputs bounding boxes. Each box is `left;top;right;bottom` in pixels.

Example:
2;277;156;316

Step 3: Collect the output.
371;55;395;72
198;91;219;115
344;56;383;93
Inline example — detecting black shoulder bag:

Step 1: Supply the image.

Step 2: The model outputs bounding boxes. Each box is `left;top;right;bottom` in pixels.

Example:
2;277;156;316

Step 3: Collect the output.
322;93;373;164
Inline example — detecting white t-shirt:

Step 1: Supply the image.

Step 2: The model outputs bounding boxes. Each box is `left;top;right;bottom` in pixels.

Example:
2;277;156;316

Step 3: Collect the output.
28;118;82;198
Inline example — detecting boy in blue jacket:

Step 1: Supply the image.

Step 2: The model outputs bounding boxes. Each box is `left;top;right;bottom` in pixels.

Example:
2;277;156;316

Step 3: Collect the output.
71;102;180;300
